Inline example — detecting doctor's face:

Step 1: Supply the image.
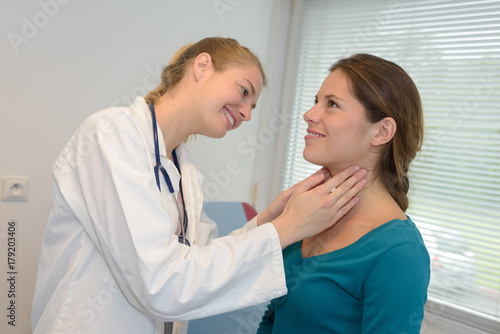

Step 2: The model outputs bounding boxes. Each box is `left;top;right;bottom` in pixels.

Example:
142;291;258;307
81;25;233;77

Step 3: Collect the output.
303;69;375;172
196;63;263;138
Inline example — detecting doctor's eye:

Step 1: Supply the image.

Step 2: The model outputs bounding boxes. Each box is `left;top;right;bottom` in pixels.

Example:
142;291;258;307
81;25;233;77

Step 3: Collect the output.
241;86;249;97
314;98;318;105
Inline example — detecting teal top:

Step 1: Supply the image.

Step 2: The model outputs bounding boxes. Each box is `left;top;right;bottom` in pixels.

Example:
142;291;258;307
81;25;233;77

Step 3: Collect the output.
257;217;430;334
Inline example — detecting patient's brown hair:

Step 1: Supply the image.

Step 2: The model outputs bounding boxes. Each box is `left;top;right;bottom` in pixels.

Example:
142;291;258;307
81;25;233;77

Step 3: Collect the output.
330;54;424;211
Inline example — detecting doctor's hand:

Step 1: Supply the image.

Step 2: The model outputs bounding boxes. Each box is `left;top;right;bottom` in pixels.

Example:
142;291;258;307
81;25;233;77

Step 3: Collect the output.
257;167;332;226
270;165;367;249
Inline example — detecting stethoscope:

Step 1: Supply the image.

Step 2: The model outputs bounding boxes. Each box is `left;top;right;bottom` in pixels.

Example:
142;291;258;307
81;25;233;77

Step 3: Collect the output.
149;102;190;246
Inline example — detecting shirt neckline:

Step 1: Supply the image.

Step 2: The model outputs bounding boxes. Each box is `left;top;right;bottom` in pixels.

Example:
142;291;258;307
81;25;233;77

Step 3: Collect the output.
298;217;411;261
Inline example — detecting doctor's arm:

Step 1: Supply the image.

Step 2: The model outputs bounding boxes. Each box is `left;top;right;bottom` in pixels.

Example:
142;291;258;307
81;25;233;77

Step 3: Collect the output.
213;167;366;246
61;113;286;321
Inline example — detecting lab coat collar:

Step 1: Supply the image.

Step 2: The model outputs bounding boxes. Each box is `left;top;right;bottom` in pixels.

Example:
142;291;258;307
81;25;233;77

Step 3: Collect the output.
129;97;166;158
129;96;204;244
128;97;203;179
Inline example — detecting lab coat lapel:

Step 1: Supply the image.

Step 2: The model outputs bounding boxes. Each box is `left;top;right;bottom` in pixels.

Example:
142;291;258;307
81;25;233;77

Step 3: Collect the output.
175;143;204;245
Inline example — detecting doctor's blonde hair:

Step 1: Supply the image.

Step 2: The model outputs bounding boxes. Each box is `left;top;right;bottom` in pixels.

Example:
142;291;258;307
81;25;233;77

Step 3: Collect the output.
145;37;267;106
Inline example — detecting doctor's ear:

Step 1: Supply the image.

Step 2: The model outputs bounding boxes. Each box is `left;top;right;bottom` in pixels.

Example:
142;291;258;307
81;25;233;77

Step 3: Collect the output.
193;53;213;79
371;117;397;147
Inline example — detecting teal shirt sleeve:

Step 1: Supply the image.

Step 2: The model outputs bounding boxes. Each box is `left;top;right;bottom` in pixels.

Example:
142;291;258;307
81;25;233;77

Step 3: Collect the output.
362;242;430;333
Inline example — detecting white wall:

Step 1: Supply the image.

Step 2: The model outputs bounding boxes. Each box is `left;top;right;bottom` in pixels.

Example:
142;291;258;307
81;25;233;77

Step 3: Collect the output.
0;1;284;332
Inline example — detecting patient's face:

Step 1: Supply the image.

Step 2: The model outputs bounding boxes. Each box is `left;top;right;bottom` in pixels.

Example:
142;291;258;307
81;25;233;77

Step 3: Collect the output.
302;70;376;171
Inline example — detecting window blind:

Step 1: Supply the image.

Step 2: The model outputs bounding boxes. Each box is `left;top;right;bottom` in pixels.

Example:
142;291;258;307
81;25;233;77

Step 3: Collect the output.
280;0;500;321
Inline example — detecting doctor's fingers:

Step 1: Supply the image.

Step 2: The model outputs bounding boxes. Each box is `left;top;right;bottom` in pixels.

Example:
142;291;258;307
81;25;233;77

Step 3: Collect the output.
287;167;331;198
265;167;330;222
321;166;367;207
313;165;367;195
321;168;367;224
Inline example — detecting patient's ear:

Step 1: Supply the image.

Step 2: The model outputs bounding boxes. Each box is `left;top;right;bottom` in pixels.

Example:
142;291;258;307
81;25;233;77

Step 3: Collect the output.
371;117;396;147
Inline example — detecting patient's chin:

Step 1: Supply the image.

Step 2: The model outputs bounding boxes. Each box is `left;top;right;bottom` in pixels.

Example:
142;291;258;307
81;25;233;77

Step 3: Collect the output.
302;153;324;167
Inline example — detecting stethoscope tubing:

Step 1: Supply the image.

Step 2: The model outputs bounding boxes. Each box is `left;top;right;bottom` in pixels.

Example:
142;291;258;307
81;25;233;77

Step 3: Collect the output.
149;102;190;246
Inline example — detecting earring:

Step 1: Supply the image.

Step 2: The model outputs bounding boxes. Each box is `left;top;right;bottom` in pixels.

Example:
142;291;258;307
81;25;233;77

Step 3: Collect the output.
197;75;201;79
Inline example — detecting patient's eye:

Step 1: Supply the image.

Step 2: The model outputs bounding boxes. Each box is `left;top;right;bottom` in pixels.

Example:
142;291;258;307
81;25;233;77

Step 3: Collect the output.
328;100;338;108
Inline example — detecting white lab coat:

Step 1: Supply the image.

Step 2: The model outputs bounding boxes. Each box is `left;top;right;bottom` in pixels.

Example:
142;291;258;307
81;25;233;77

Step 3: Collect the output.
31;97;286;334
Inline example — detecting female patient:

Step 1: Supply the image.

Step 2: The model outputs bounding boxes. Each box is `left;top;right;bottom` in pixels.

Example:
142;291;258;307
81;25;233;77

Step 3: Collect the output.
258;54;430;333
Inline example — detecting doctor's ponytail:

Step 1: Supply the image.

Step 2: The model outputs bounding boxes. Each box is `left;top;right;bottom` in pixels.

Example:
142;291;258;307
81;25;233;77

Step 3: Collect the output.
145;37;267;107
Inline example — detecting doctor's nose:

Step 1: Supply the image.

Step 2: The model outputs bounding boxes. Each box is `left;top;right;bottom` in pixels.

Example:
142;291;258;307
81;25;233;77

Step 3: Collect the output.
239;103;252;122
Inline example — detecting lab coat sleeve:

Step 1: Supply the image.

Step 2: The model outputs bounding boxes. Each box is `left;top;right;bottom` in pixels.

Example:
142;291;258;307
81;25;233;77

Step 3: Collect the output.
55;110;287;322
198;208;259;244
228;214;258;235
197;210;218;246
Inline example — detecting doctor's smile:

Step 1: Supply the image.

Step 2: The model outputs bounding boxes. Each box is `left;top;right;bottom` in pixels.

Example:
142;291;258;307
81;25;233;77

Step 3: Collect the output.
222;106;236;128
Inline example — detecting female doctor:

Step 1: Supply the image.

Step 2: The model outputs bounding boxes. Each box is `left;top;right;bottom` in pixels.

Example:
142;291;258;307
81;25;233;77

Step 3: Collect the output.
31;37;367;334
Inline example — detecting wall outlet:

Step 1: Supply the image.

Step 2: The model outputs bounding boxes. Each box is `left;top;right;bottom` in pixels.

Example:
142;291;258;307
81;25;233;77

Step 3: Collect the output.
1;178;29;201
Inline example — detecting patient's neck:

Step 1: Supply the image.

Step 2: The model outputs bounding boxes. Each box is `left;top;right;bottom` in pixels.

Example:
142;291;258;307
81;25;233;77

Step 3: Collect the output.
327;166;404;224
